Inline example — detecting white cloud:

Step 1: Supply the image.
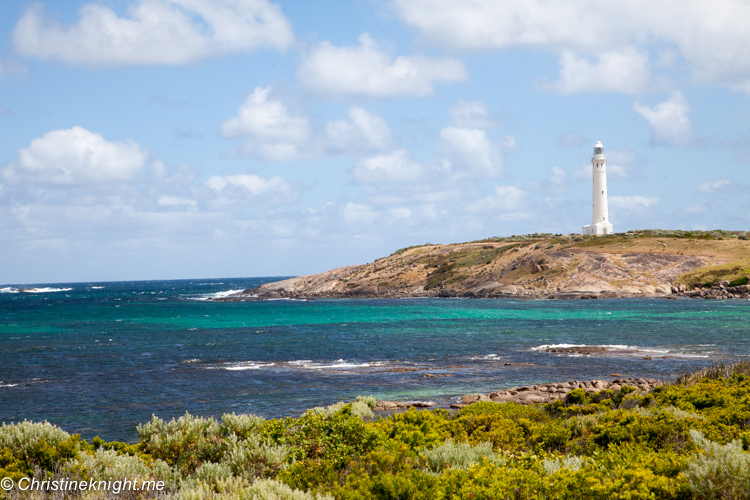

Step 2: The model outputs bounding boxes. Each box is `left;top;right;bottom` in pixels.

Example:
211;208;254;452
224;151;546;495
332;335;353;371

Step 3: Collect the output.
350;150;424;184
3;126;149;185
439;127;505;178
551;48;651;94
221;87;393;161
609;195;660;210
548;166;566;187
391;0;750;89
466;185;526;213
684;202;706;214
633;91;693;147
297;33;466;97
13;0;293;66
220;87;310;161
698;179;730;193
447;100;496;128
343;203;378;225
559;131;588;148
389;207;412;219
158;195;197;207
205;173;294;202
324;107;393;154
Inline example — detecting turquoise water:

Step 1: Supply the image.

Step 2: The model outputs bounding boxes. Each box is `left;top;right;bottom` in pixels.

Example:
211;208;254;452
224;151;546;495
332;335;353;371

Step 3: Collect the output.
1;277;748;441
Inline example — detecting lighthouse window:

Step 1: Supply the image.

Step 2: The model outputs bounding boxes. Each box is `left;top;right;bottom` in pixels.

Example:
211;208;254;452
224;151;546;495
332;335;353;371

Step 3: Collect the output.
602;191;604;194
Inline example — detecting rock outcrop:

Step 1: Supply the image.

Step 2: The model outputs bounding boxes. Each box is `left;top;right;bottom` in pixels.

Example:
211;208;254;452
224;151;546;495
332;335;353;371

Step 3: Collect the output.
451;377;661;408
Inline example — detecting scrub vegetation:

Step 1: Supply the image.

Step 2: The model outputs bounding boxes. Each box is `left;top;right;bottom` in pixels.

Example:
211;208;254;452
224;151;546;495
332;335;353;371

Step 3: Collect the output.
3;362;750;499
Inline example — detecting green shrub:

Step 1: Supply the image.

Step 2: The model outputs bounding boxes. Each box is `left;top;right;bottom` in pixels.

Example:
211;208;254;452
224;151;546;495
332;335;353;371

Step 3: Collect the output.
0;421;81;479
355;396;376;409
730;276;749;287
422;440;498;474
137;413;226;474
180;477;333;500
541;455;585;474
78;447;178;484
685;430;750;499
221;434;290;480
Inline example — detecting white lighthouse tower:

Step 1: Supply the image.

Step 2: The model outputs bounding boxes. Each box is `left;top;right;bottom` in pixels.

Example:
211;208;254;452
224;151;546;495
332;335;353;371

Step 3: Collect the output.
582;141;614;235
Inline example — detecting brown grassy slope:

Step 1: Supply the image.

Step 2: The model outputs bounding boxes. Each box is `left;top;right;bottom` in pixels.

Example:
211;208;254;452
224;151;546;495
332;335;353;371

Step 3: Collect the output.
245;233;750;299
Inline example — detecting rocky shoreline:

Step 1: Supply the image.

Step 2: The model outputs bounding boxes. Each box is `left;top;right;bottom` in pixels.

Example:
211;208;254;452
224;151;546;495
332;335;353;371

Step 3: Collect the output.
373;376;661;412
215;283;750;301
671;281;750;299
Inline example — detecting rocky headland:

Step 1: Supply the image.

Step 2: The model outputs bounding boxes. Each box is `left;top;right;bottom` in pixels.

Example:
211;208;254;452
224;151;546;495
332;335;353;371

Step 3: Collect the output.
216;230;750;301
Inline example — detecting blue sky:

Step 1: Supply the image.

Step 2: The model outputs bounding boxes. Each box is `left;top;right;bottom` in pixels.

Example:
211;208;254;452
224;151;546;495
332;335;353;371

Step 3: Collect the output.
1;0;749;284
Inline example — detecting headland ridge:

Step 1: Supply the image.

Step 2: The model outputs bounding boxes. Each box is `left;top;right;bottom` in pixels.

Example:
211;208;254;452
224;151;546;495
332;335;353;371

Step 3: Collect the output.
219;229;750;301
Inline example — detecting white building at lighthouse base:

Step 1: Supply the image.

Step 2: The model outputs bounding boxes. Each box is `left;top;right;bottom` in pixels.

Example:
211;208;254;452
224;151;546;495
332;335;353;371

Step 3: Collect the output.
582;221;613;235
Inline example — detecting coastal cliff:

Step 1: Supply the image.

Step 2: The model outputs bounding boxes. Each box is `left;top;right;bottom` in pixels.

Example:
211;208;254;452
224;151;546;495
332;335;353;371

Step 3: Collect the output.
225;230;750;300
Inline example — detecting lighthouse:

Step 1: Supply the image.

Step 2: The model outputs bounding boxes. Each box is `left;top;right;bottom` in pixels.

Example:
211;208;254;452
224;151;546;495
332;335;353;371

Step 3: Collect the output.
582;141;614;235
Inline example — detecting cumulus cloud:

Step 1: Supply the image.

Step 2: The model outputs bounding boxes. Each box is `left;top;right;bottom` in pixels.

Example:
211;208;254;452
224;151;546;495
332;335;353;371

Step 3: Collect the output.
220;87;310;161
391;0;750;89
221;87;393;160
389;207;411;219
324;107;393;155
447;100;496;129
633;91;693;147
465;185;526;213
350;150;424;184
205;173;296;206
3;126;149;185
13;0;294;66
551;48;651;94
609;195;660;210
684;202;706;214
698;179;730;193
547;166;567;193
559;131;589;148
297;33;466;97
343;203;378;225
158;196;197;208
439;127;504;177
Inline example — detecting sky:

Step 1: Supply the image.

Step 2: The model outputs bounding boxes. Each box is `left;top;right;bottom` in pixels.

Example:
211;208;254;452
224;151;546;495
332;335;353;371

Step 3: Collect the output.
1;0;749;284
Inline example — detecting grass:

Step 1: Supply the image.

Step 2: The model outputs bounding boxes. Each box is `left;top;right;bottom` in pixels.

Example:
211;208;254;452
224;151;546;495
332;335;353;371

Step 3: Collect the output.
675;261;750;288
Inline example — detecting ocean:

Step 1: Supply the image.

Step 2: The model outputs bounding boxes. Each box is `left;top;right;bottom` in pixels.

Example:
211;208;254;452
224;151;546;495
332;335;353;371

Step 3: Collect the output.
1;277;748;441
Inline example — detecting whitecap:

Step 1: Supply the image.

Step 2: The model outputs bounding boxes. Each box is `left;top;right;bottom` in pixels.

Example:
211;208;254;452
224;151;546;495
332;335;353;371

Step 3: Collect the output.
21;287;73;293
0;287;18;293
468;354;500;360
91;286;105;289
220;362;276;371
288;359;386;369
189;289;245;301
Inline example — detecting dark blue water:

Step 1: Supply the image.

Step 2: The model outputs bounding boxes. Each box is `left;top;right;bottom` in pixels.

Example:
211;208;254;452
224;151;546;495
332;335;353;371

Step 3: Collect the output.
1;278;748;441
